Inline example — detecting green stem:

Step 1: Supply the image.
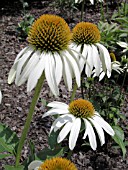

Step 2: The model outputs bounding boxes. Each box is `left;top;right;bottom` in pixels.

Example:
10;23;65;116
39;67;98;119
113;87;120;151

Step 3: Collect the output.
70;82;78;102
15;72;45;167
80;0;85;21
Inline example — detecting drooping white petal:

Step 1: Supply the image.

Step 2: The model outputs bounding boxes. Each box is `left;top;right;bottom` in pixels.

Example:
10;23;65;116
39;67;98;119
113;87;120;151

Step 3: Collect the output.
50;114;75;133
61;53;72;91
70;44;82;61
42;108;69;118
27;53;45;91
8;61;18;84
45;53;59;96
28;160;42;170
14;46;29;64
85;45;94;77
82;44;88;59
69;118;81;150
90;0;94;4
47;101;68;110
92;45;101;76
17;50;40;86
96;43;111;73
93;115;115;136
57;121;73;143
117;41;127;48
63;50;81;87
89;117;105;146
79;56;85;73
112;61;123;73
54;53;63;85
15;49;33;85
99;71;105;81
83;119;97;150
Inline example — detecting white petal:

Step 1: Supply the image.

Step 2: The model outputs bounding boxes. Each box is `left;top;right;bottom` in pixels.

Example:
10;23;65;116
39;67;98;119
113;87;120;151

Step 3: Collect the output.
93;115;115;136
17;51;40;86
89;117;105;146
42;108;69;118
90;0;94;4
82;44;88;60
15;49;33;85
47;101;68;110
85;45;94;77
28;160;42;170
14;46;29;64
69;118;81;150
117;41;127;48
83;119;97;150
92;45;101;76
50;114;75;133
57;121;73;143
8;61;18;84
61;53;72;91
64;49;81;87
54;53;63;85
96;43;111;73
99;71;105;81
27;53;45;91
45;53;59;96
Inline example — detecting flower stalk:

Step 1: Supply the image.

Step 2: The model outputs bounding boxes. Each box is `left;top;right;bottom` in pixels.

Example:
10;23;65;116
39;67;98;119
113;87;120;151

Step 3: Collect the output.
70;82;78;102
15;72;45;167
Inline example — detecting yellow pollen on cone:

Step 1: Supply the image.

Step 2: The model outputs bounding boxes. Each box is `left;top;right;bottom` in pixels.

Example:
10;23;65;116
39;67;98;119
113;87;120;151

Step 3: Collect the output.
38;157;78;170
69;99;95;118
72;22;101;45
28;14;71;52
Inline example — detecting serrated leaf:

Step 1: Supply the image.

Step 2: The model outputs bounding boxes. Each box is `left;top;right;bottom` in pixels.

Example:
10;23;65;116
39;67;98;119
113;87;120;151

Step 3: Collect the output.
0;123;19;154
112;126;126;158
4;165;24;170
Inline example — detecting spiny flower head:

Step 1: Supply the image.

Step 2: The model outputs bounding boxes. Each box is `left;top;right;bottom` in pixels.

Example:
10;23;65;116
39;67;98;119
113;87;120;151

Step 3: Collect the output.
69;99;95;118
28;14;71;53
72;22;101;45
38;157;77;170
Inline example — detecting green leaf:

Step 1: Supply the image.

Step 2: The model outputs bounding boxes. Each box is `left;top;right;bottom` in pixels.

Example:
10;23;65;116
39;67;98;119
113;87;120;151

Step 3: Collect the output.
0;153;13;159
112;126;126;158
36;146;65;161
48;131;59;149
0;123;19;154
4;165;24;170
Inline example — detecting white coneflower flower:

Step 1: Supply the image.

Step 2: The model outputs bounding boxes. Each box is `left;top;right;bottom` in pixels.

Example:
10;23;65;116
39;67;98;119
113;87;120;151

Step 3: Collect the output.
117;41;128;53
8;14;80;96
71;22;112;78
42;99;115;150
28;157;77;170
93;53;123;81
75;0;103;4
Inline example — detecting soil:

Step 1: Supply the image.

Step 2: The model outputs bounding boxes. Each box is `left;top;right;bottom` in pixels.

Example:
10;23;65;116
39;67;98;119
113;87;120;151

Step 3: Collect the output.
0;0;128;170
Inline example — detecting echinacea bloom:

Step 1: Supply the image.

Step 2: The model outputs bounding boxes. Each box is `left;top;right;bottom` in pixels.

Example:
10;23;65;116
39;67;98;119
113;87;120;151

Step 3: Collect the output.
93;53;123;81
28;157;78;170
75;0;103;4
8;14;80;96
0;89;2;104
42;99;115;150
117;41;128;53
71;22;112;78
